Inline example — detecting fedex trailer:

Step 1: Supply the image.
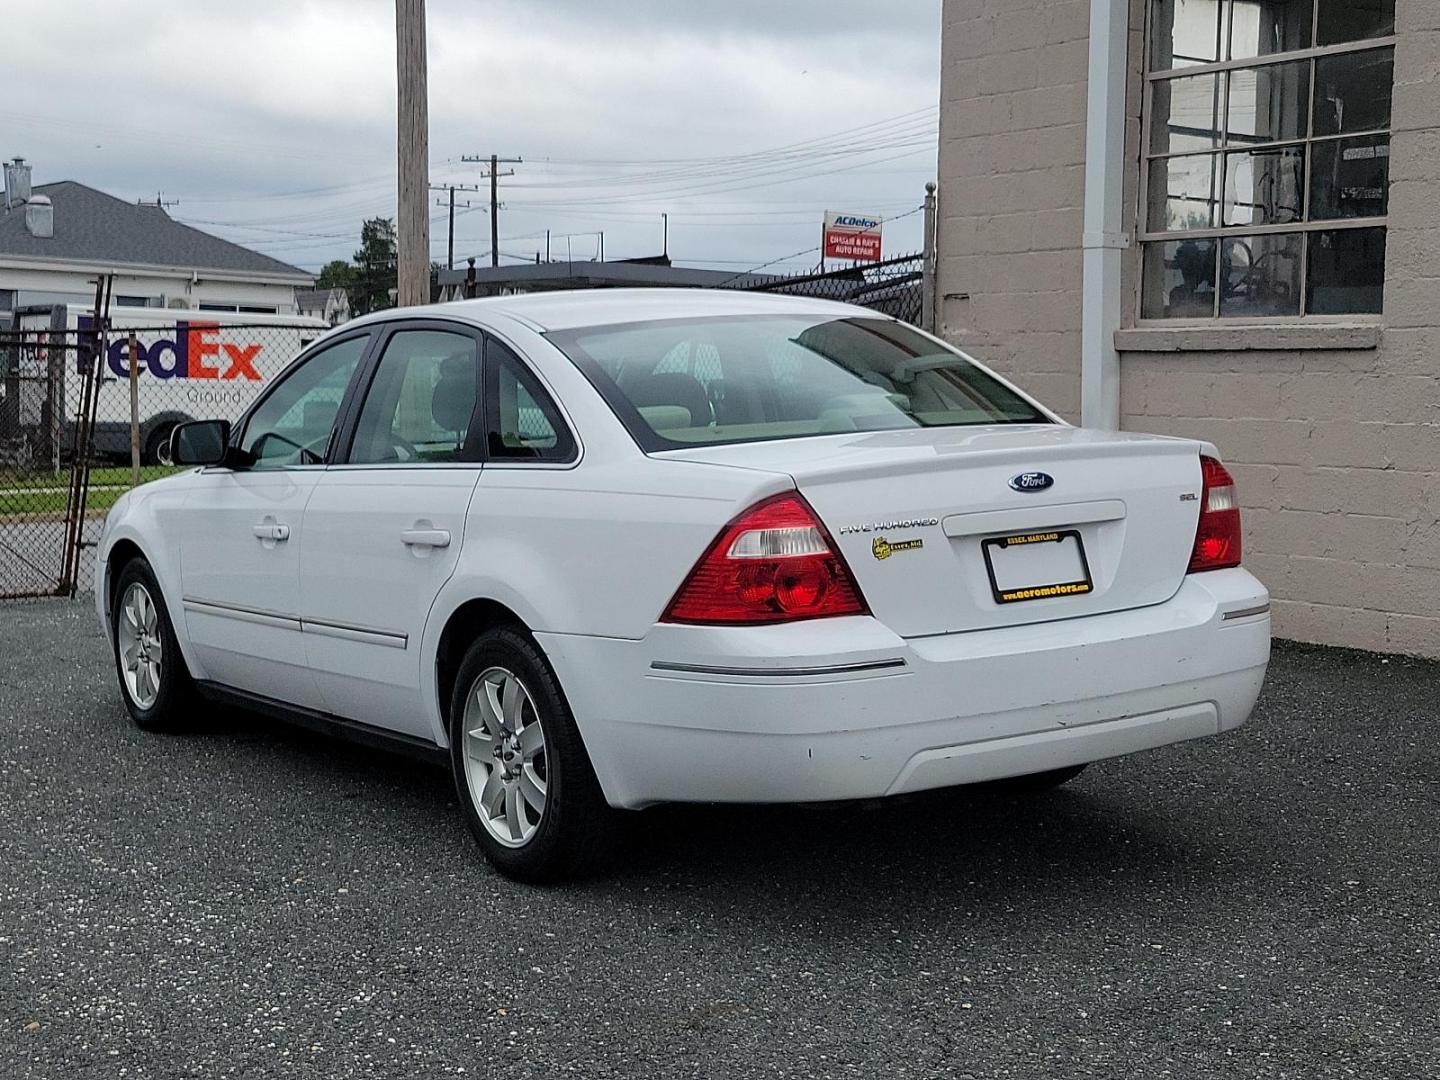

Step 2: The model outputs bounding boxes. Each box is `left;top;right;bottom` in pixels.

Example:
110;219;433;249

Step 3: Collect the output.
17;305;327;463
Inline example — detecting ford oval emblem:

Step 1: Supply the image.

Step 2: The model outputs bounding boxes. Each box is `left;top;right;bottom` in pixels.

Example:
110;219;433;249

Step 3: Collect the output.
1009;471;1054;493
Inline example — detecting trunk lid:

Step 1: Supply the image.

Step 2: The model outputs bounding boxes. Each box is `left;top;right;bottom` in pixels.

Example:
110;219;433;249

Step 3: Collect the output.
660;425;1206;637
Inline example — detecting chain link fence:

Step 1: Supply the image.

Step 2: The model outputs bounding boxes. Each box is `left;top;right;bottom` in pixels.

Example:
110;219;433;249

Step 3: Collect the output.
739;252;924;325
1;258;929;600
1;310;324;599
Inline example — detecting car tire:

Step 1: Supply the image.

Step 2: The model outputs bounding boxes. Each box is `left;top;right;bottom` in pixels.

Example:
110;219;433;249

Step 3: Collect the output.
144;423;176;467
988;764;1087;793
448;626;618;883
111;558;196;732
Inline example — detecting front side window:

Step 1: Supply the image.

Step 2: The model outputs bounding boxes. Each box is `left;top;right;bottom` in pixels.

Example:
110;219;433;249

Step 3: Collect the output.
547;314;1049;451
240;334;368;468
1142;0;1393;319
349;329;481;464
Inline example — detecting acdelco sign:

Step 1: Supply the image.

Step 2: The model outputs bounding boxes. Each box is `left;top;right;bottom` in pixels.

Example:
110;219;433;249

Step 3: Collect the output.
79;317;264;381
823;210;883;262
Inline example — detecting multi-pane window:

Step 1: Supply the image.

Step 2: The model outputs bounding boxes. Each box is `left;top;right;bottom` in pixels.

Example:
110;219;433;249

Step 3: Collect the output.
1142;0;1394;319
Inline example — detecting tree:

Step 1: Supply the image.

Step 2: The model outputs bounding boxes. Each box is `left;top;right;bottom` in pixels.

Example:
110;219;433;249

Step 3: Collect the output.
315;259;355;292
351;217;398;315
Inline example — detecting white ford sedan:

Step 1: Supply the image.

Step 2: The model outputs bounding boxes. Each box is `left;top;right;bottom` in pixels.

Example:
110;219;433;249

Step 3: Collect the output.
97;289;1270;880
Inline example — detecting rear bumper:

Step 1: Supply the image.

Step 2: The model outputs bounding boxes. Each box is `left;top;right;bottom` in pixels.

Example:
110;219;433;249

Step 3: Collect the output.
538;568;1270;809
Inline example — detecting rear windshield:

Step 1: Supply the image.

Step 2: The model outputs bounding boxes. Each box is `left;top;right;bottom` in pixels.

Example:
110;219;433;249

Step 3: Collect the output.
546;313;1050;451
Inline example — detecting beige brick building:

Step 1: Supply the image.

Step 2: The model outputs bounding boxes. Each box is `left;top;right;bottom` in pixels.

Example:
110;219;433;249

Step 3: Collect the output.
938;0;1439;657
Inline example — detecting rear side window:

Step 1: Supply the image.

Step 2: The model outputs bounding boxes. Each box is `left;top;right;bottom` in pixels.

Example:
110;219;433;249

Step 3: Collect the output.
484;339;576;462
546;314;1049;451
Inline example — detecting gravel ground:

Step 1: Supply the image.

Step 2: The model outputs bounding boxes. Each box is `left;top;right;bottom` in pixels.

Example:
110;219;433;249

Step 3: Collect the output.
1;599;1436;1079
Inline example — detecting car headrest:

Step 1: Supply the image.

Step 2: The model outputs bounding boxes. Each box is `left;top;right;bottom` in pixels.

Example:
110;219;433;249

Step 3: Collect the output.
625;371;711;428
431;352;477;434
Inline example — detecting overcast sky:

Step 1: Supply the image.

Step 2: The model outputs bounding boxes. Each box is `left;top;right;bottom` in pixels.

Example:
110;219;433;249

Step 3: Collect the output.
8;0;941;276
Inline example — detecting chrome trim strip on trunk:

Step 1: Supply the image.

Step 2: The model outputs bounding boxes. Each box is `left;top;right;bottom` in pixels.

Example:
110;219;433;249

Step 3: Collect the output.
182;596;301;631
1222;603;1271;621
649;658;907;678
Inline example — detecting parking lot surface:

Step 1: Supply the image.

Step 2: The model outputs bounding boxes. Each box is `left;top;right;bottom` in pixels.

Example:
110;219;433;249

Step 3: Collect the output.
1;600;1436;1079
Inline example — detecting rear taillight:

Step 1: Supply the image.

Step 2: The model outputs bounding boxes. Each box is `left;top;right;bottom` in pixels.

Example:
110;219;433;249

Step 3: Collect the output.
1187;455;1242;573
662;492;869;624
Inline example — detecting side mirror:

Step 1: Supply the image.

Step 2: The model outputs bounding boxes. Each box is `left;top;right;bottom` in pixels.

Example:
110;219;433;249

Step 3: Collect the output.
170;419;232;467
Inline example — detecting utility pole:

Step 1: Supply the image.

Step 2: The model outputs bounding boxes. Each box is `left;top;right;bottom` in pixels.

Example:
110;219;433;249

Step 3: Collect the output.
461;153;522;266
662;213;668;259
395;0;430;306
430;182;481;270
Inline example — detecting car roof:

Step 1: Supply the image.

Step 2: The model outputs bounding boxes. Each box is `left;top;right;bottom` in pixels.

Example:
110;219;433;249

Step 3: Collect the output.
351;288;877;333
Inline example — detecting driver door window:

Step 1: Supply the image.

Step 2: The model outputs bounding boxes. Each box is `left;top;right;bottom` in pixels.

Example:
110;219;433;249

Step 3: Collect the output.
241;335;368;468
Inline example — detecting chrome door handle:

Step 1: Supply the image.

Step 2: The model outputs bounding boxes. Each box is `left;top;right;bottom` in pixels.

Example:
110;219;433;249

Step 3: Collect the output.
252;523;290;542
400;528;451;549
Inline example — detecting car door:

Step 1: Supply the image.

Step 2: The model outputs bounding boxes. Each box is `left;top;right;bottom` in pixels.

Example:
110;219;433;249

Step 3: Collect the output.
298;323;485;738
178;331;371;709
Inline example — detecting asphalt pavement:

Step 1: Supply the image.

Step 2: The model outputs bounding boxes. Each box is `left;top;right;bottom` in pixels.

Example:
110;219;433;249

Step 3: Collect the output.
1;599;1436;1079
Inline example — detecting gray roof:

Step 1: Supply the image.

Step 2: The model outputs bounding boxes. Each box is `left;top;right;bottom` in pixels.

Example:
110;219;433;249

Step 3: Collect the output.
296;286;345;304
0;181;310;280
434;259;780;291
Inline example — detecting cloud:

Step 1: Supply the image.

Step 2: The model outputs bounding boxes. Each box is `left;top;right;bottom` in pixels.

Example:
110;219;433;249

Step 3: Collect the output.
6;0;940;271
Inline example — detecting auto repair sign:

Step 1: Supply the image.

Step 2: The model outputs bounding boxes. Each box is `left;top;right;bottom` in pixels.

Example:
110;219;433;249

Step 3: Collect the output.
823;211;883;261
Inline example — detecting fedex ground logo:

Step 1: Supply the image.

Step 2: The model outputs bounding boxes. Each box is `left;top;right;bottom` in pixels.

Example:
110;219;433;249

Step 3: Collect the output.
79;317;264;381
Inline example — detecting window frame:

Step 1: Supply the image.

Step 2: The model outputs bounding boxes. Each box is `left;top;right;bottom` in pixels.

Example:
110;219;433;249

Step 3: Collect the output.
227;328;374;471
1138;2;1396;323
483;336;579;466
339;321;487;467
324;317;581;471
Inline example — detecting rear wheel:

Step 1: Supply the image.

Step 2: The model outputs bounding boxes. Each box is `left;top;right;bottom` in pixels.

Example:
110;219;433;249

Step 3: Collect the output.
111;559;195;731
449;627;617;882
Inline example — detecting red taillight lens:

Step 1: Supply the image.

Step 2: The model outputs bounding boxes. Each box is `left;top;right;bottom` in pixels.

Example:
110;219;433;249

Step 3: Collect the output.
662;492;869;624
1187;455;1242;573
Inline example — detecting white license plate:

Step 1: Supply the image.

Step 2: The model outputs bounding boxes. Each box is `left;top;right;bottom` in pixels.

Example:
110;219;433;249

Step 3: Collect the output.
982;530;1093;604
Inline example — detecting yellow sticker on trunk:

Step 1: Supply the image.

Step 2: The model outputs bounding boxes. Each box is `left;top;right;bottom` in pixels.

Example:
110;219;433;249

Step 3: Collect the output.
872;536;924;560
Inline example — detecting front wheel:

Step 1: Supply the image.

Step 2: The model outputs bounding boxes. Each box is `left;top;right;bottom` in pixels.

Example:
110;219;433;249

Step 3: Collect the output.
449;627;617;882
111;559;195;731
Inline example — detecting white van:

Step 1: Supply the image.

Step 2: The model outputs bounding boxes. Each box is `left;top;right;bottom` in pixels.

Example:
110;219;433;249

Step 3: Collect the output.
17;305;328;462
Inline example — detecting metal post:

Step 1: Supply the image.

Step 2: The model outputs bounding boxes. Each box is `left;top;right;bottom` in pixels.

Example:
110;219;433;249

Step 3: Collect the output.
599;232;604;262
395;0;431;306
128;332;140;487
662;213;668;258
490;153;500;267
1080;0;1128;430
447;185;455;270
545;229;550;263
922;181;938;334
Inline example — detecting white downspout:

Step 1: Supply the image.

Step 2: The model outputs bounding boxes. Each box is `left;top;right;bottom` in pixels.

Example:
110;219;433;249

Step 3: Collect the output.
1080;0;1130;430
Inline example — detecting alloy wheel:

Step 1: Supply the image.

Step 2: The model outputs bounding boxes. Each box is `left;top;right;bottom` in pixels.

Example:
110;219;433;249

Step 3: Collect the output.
461;666;549;847
117;582;163;710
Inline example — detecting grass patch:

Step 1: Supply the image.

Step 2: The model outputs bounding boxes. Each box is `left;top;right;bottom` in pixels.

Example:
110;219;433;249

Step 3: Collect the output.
0;465;180;517
1;486;127;517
